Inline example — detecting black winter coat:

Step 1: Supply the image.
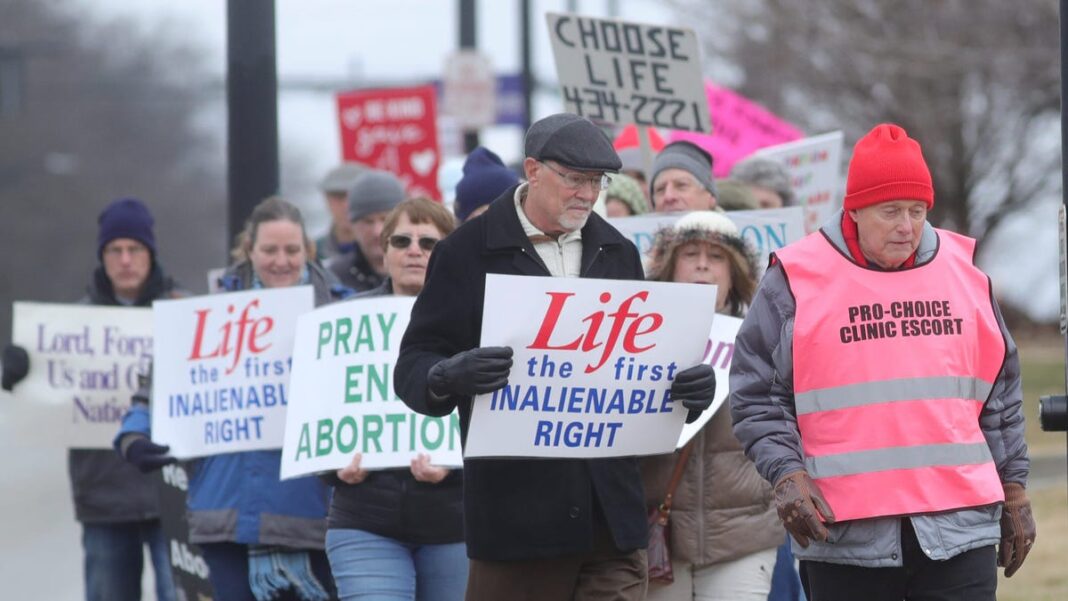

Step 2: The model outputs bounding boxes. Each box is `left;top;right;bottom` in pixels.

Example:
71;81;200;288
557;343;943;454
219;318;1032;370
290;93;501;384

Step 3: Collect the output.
395;186;649;561
325;279;464;545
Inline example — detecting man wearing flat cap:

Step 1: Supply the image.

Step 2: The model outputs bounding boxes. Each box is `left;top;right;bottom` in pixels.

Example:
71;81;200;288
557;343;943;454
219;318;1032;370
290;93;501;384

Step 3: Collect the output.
395;113;717;600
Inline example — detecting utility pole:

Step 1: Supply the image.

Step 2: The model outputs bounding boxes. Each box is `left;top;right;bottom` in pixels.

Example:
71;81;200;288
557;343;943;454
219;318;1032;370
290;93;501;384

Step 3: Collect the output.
226;0;279;250
520;0;533;134
459;0;479;152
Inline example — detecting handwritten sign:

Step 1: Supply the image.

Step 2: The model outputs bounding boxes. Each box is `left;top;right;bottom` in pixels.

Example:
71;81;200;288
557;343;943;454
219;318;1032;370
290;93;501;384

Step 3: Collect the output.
753;131;844;233
546;13;709;132
151;286;314;458
9;303;152;448
280;296;461;479
336;85;442;200
465;275;716;458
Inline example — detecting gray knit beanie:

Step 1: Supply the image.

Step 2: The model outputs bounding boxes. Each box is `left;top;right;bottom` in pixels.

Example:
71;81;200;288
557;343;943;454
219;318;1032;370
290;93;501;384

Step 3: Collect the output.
347;170;405;222
650;141;716;199
731;156;795;206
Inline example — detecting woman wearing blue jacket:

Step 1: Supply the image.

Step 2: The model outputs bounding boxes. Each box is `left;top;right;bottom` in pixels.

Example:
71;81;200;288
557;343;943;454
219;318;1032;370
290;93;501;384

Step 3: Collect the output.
116;197;347;601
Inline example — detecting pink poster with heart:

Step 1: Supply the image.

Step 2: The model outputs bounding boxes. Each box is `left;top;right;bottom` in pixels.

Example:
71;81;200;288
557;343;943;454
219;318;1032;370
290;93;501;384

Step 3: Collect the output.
336;85;442;200
670;82;802;177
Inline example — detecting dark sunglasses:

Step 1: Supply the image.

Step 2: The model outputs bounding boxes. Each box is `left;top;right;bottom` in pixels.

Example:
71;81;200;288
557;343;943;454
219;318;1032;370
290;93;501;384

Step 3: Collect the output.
388;234;439;252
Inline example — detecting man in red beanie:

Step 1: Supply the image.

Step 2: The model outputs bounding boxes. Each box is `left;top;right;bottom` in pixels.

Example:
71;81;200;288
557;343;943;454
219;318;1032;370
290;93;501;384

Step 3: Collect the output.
728;124;1035;600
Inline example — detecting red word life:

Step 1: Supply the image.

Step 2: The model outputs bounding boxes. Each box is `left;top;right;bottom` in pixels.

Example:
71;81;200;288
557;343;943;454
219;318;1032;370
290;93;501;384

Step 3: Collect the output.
528;291;663;374
187;300;274;375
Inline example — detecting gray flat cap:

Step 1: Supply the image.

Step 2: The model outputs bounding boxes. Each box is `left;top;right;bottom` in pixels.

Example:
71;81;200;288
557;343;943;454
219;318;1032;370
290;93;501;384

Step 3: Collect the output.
524;113;621;172
320;162;368;194
348;170;405;222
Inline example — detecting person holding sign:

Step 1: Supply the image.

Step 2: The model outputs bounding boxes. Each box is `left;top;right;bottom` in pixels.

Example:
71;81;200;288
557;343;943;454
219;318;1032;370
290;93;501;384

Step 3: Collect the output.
650;141;719;213
322;197;467;600
3;198;181;601
730;124;1035;600
395;113;717;601
640;211;781;600
118;197;345;601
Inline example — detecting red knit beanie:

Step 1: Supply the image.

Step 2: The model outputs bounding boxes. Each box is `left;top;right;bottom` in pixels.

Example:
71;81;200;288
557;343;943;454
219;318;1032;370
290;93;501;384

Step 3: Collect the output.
843;124;934;210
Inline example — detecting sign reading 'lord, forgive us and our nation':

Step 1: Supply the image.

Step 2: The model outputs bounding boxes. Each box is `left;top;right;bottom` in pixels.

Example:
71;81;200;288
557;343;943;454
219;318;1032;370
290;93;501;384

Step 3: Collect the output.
280;296;461;480
465;275;717;459
152;286;314;458
9;302;153;449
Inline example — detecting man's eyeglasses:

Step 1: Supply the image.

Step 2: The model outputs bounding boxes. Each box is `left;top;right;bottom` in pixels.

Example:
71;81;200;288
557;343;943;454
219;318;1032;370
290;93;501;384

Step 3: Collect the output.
540;161;611;192
388;234;439;252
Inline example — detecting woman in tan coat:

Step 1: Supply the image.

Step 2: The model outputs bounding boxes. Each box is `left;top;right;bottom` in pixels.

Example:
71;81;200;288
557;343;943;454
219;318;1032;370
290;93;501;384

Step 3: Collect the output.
641;211;784;601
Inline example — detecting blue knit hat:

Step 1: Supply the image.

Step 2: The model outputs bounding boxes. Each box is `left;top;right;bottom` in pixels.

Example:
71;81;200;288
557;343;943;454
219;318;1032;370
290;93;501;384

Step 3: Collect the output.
454;147;519;222
97;198;156;259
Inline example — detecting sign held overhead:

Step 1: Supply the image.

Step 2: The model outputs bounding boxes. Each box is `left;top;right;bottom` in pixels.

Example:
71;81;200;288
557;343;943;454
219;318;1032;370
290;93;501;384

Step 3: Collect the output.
546;13;709;133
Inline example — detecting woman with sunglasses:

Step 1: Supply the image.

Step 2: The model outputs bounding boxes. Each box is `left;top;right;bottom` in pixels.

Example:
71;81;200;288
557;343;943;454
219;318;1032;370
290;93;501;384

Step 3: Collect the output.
323;197;465;601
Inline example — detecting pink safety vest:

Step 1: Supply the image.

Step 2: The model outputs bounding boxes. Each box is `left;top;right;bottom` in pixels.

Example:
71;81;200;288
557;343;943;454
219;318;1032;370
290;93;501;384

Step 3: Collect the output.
775;229;1005;522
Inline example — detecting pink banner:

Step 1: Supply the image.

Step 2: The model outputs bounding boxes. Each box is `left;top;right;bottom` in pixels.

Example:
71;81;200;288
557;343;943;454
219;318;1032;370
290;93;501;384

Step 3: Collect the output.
670;82;802;177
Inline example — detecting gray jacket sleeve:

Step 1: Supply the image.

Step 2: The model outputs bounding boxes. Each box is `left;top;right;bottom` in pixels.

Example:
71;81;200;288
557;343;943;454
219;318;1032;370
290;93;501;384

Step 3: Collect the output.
981;298;1029;486
729;264;806;486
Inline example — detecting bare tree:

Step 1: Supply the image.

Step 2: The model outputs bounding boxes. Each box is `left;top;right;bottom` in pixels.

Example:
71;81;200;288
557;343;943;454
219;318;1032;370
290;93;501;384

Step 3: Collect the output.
0;0;227;343
671;0;1060;249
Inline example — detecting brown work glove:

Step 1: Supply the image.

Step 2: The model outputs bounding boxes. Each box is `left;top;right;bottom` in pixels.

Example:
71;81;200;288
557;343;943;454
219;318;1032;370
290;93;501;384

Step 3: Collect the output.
774;470;836;548
999;482;1036;578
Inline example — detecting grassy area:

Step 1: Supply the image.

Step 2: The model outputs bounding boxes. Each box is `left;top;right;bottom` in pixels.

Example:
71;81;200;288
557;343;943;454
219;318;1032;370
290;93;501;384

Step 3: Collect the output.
1001;333;1067;599
1017;333;1066;455
996;484;1068;600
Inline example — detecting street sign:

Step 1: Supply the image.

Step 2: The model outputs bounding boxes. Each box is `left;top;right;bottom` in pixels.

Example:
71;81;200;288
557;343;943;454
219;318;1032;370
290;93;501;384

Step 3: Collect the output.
441;50;497;131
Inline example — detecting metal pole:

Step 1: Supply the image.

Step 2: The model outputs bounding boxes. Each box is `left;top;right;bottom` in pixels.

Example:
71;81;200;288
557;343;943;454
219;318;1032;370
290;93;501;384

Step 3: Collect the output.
1059;0;1068;500
459;0;480;153
226;0;279;252
520;0;533;135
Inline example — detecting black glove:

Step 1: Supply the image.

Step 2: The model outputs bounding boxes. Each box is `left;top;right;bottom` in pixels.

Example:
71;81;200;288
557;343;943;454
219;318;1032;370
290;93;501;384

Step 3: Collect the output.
125;438;177;473
428;346;513;397
670;364;716;421
2;344;30;392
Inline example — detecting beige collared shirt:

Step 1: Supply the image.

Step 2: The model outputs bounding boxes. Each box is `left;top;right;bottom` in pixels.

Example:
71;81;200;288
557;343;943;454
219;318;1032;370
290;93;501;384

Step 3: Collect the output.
514;183;583;278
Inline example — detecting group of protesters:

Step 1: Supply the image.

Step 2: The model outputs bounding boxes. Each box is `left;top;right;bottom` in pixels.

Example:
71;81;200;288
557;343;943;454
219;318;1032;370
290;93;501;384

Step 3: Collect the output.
1;111;1035;601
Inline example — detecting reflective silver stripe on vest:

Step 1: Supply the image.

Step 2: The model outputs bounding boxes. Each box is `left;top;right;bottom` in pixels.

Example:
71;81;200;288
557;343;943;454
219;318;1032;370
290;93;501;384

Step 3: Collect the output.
805;442;994;479
795;376;994;416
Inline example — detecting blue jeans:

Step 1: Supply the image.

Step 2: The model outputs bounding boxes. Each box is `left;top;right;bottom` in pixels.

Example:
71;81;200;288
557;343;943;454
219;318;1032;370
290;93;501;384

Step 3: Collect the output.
326;529;468;601
768;535;806;601
82;521;176;601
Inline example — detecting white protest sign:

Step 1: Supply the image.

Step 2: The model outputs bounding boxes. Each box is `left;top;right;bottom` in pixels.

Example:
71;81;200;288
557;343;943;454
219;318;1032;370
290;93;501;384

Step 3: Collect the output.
151;286;314;458
677;314;742;447
753;131;844;233
608;206;806;273
8;303;152;448
465;275;717;459
280;296;462;479
546;13;709;132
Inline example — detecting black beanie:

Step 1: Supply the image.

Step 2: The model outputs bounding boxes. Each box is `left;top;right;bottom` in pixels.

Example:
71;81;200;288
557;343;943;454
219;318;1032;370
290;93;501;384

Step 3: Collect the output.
454;147;519;221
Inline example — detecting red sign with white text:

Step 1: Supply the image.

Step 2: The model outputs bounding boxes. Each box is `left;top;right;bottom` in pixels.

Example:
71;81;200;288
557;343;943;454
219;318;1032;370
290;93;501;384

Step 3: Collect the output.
336;85;442;200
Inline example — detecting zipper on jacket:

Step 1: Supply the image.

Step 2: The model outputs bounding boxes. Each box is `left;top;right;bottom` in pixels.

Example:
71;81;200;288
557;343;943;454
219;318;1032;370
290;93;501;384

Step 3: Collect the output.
518;246;552;276
580;246;604;277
